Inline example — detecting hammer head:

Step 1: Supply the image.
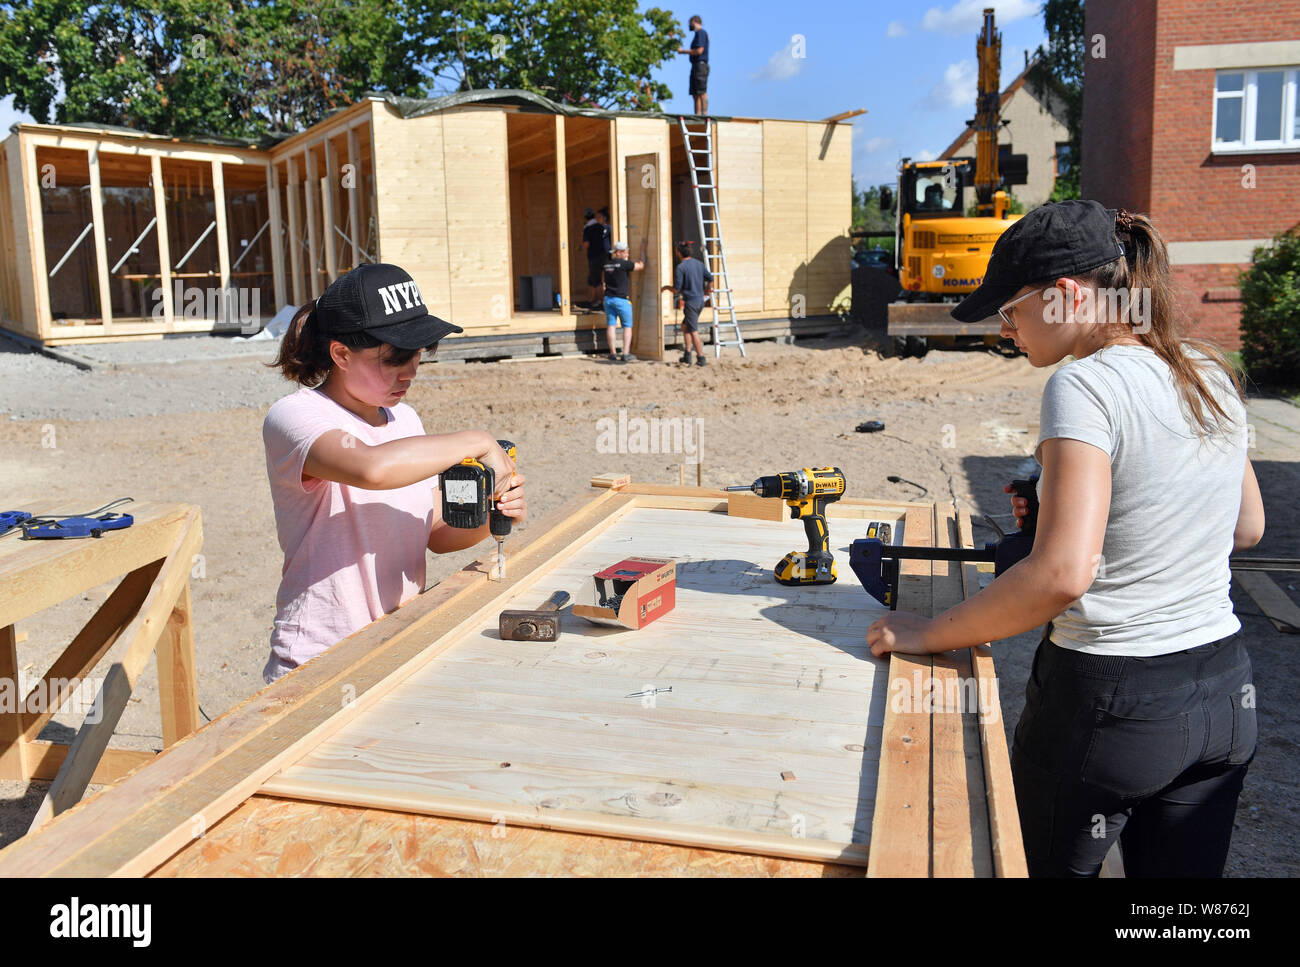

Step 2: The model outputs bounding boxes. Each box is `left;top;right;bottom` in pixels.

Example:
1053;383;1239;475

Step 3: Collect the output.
498;590;570;641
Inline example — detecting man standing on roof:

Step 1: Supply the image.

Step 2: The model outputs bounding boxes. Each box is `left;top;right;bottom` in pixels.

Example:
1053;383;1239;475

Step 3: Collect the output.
677;15;709;115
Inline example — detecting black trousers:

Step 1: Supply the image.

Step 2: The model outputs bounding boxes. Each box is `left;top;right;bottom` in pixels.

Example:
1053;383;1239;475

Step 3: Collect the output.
1011;625;1256;877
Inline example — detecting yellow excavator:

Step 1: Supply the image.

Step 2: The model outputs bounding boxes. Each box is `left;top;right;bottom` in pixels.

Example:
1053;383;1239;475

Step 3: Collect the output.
881;7;1029;355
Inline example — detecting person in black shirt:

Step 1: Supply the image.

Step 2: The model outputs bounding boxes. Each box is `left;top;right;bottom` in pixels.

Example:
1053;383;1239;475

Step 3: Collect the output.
581;208;610;308
603;240;643;362
678;15;710;115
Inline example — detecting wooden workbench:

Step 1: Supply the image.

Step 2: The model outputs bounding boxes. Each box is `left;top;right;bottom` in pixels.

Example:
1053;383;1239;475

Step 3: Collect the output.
0;501;202;828
0;482;1024;877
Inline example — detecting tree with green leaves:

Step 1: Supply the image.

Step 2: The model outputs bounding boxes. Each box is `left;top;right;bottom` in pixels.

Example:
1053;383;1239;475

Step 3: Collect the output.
409;0;681;110
1027;0;1083;201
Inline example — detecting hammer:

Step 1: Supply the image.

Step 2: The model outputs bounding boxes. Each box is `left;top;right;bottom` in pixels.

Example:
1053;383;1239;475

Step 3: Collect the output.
499;591;570;641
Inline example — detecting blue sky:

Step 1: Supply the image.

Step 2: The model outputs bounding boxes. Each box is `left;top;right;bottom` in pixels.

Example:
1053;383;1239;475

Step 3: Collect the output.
1;0;1048;191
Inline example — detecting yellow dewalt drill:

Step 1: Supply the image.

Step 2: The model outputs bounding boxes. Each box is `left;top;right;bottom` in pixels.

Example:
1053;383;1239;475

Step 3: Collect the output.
726;468;846;585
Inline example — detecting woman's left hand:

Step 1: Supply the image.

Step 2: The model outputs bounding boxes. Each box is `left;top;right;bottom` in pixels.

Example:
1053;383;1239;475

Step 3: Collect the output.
496;471;527;525
866;611;937;658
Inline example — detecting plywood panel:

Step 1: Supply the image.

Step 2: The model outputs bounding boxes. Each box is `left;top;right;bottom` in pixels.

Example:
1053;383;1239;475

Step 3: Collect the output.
624;153;662;361
265;506;893;865
370;108;451;321
762;121;807;314
443;110;511;330
614;118;670;329
715;121;764;314
805;123;851;313
151;795;862;877
3;136;40;335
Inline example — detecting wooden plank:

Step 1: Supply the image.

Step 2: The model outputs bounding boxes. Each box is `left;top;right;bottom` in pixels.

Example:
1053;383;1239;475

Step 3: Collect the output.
21;560;161;743
553;115;571;316
286;159;303;306
762;121;807;315
715;121;764;313
928;501;990;876
322;137;339;282
0;624;26;781
22;135;52;338
1236;571;1300;633
156;581;199;747
805;122;851;314
957;512;1028;877
27;510;203;828
371;109;451;321
266;163;287;310
727;493;784;521
150;154;175;330
345;127;362;271
211;160;231;314
589;473;631;489
443;110;510;329
304;148;321;298
867;501;936;877
0;488;628;877
86;145;114;331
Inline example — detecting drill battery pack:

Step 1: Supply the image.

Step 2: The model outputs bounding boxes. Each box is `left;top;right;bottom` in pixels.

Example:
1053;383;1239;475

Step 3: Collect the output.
440;462;495;529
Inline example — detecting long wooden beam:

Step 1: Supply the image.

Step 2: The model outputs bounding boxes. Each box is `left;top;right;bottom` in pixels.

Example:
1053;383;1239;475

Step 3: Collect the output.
304;149;321;298
345;127;362;271
266;163;287;310
211;160;231;322
150;155;175;330
554;115;571;317
322;137;339;282
286;159;304;305
86;146;114;332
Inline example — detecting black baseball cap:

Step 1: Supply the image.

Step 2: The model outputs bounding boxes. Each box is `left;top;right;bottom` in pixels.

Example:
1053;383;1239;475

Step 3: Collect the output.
951;200;1126;323
314;263;462;350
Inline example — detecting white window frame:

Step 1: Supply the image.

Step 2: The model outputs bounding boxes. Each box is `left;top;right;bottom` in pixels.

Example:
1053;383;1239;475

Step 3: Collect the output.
1211;67;1299;153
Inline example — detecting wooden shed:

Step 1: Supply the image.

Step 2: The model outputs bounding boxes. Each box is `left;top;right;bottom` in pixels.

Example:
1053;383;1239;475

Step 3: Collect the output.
0;92;854;355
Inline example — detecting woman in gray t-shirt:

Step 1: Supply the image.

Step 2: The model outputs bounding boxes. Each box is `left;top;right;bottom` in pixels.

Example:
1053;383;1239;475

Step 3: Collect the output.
866;200;1264;877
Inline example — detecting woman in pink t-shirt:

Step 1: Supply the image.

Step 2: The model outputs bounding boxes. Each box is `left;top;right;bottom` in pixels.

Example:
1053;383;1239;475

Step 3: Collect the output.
261;263;525;683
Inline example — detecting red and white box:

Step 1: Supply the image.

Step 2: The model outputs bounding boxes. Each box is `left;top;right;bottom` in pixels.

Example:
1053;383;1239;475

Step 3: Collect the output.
572;557;676;630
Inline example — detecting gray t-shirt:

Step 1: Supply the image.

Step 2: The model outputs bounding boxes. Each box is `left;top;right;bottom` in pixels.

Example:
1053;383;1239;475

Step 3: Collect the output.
1035;344;1246;656
674;258;713;305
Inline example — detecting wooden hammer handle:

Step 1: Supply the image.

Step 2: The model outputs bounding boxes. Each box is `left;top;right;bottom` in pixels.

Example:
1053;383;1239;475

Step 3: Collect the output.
539;590;570;612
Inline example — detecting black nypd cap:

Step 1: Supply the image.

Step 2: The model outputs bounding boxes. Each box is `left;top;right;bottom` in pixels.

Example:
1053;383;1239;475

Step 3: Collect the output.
951;200;1126;323
314;263;462;350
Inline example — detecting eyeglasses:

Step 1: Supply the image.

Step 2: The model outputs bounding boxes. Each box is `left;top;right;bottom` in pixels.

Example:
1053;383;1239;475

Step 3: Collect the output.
997;288;1040;331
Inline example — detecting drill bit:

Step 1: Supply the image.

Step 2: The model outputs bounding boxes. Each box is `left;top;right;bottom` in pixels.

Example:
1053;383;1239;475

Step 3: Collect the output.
489;535;506;582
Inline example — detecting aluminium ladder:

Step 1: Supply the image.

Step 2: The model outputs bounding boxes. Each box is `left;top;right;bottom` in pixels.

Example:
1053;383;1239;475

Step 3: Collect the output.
677;117;746;357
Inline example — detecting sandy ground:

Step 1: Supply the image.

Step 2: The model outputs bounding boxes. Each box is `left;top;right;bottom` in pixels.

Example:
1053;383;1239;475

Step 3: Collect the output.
1;331;1296;875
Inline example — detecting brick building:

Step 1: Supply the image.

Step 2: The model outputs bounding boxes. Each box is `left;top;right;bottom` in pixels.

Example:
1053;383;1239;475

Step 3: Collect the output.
1082;0;1300;350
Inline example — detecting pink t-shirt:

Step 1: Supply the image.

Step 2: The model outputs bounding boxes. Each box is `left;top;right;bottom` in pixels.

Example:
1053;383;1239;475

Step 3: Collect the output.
262;387;437;682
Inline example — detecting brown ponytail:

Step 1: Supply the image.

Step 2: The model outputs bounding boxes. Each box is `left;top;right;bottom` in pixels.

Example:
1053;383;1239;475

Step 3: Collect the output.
1085;211;1244;437
267;301;334;386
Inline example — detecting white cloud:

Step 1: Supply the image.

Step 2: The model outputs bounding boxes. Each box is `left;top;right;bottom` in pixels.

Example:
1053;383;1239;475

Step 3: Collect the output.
925;59;977;110
863;136;897;154
887;20;908;38
752;37;808;82
921;0;1039;36
914;148;938;162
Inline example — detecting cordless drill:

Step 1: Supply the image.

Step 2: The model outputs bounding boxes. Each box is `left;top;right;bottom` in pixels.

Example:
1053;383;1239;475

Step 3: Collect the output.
439;439;517;581
726;468;846;585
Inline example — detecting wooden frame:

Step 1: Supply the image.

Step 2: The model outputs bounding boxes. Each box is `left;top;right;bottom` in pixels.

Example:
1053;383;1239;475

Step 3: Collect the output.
0;482;1022;877
0;502;203;832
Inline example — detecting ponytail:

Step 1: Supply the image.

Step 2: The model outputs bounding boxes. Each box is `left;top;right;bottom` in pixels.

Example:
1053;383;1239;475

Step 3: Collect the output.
1085;211;1244;437
267;301;335;386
